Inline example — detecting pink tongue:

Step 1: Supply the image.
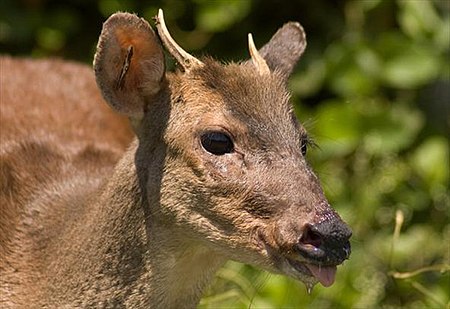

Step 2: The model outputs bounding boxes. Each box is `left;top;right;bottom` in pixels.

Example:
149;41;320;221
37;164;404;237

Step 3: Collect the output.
305;264;337;287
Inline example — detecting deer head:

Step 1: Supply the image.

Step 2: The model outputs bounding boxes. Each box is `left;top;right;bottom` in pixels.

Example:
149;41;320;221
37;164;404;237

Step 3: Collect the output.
93;10;351;290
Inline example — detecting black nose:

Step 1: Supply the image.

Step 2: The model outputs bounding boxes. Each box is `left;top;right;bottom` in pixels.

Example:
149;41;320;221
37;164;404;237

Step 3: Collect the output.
297;218;352;264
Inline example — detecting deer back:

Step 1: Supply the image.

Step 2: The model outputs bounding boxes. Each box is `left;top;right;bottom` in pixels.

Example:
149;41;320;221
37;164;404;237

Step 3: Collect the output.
0;56;133;289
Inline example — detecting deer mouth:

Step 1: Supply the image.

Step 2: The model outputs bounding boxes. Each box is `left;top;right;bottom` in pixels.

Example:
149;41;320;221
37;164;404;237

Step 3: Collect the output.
285;257;337;287
259;234;343;288
256;221;350;288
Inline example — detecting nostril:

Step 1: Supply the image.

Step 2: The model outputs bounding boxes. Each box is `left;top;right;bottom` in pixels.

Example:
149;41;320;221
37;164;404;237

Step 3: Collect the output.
296;220;352;264
299;225;323;249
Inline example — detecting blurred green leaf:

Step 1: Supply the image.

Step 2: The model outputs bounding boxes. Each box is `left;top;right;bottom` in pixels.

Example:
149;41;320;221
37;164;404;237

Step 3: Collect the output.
389;225;443;269
330;64;378;97
377;33;441;88
361;0;383;11
382;49;441;89
362;103;424;155
398;0;441;40
98;0;136;17
195;0;251;32
36;27;65;51
325;43;381;97
410;136;449;187
313;99;361;157
290;59;326;97
434;17;450;52
0;20;12;42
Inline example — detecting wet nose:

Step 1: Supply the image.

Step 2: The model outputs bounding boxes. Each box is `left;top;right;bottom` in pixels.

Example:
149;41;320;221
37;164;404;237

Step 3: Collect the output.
297;218;352;264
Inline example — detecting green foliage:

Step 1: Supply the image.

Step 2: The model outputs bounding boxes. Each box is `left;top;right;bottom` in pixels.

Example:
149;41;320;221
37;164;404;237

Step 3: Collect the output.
2;0;448;307
194;0;251;32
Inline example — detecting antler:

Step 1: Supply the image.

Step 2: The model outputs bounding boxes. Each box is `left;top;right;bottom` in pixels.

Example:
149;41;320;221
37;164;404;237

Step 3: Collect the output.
155;9;203;72
248;33;270;75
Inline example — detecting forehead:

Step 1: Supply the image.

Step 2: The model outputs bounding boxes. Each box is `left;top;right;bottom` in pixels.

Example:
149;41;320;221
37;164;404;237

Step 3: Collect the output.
196;60;304;147
187;60;302;144
194;59;290;116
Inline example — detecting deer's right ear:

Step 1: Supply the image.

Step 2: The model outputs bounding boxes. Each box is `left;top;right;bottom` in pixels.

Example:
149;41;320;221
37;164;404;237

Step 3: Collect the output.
257;22;306;78
94;12;165;118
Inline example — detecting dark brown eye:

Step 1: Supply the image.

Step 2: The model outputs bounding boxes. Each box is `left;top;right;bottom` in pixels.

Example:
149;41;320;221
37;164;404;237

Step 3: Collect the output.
301;137;308;156
300;135;316;156
300;138;308;156
201;132;234;155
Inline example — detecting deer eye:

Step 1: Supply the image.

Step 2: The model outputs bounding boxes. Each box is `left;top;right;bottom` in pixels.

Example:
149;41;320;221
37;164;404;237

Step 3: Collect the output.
301;139;307;156
300;134;316;157
200;132;234;155
301;136;308;156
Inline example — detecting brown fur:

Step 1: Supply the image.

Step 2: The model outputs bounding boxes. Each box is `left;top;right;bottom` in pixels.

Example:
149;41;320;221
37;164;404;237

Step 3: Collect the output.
0;12;351;308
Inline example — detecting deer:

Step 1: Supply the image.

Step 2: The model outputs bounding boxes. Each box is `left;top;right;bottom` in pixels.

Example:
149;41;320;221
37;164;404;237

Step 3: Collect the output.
0;10;352;308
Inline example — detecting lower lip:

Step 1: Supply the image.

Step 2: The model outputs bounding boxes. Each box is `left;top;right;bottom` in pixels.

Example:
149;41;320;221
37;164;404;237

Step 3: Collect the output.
288;258;313;277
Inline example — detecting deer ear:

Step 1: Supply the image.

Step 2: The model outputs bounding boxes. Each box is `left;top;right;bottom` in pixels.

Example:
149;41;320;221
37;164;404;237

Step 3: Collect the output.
258;22;307;78
94;12;165;118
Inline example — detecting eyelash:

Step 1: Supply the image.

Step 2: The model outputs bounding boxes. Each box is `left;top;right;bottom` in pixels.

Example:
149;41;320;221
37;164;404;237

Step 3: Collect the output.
300;134;317;156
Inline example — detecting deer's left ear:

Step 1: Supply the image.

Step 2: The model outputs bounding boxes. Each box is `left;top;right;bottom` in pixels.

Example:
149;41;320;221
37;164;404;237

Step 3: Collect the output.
258;22;307;78
94;12;165;118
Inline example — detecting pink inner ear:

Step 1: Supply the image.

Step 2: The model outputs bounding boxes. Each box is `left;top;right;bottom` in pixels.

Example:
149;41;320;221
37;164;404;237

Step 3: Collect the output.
115;27;161;61
94;13;166;117
114;27;161;87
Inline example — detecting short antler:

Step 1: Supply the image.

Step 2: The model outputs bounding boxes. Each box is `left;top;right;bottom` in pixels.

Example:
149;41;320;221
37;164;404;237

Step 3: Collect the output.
155;9;203;72
248;33;270;75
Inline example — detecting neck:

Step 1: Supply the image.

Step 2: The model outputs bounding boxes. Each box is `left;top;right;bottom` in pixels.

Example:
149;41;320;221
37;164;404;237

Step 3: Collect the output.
46;142;225;307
